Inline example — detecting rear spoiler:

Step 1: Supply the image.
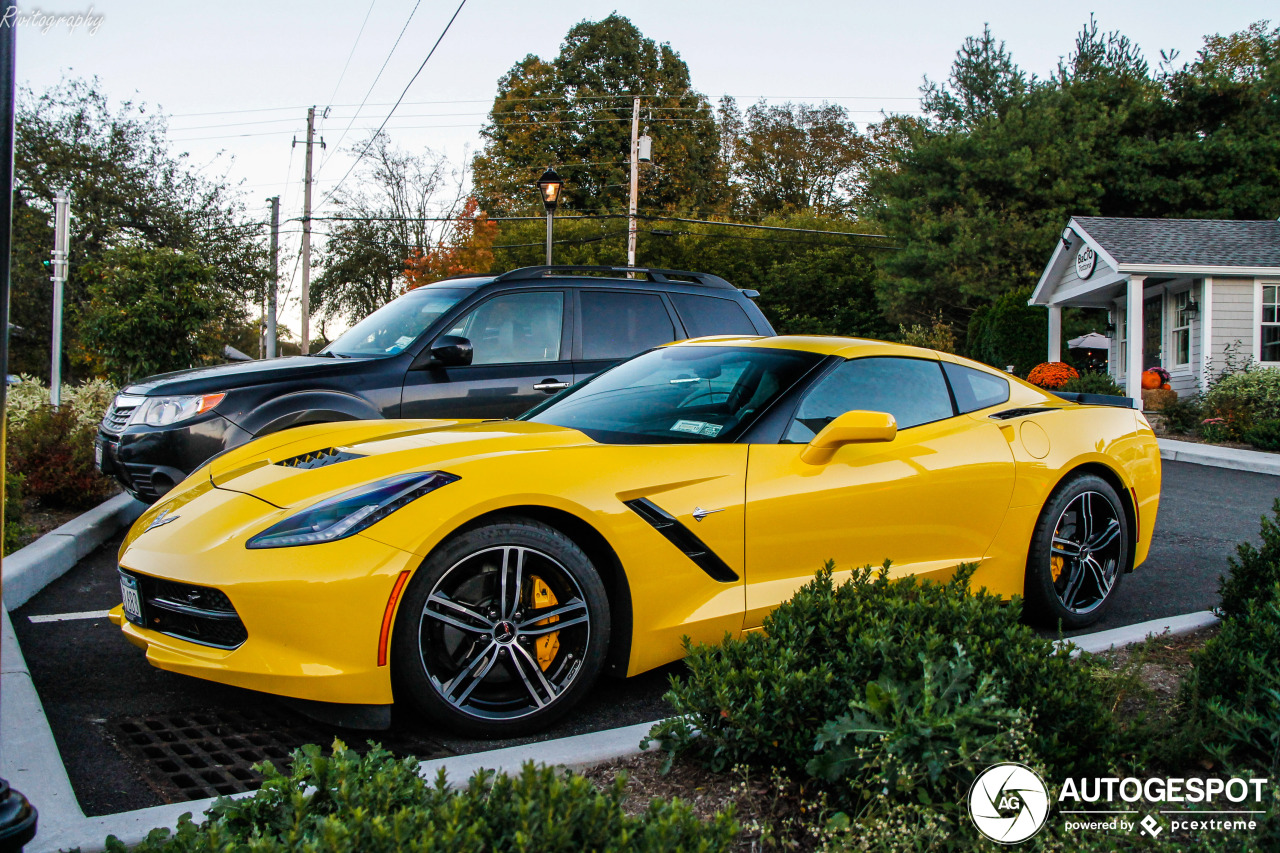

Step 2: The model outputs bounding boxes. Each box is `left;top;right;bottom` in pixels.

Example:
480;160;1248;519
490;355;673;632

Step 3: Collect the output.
1051;391;1136;409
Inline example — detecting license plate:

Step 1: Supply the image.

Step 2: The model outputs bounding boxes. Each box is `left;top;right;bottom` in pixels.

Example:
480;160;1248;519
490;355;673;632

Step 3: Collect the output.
119;571;144;626
94;440;104;469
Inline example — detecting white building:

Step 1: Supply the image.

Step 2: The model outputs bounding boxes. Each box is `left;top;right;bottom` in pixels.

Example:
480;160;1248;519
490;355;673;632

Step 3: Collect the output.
1030;217;1280;397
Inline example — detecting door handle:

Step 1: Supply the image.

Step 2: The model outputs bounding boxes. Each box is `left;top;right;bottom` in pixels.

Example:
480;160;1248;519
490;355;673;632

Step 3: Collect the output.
534;379;570;393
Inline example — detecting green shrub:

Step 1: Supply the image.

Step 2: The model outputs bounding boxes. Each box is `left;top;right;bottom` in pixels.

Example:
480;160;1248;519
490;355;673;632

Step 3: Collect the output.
7;401;115;509
3;471;31;555
965;286;1045;375
1244;419;1280;451
1160;394;1203;435
1059;371;1124;397
108;742;737;853
648;563;1119;796
1204;368;1280;437
1219;500;1280;620
5;375;115;431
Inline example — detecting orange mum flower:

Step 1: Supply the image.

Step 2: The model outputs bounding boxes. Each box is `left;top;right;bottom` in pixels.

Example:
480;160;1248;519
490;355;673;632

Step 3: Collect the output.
1027;362;1080;390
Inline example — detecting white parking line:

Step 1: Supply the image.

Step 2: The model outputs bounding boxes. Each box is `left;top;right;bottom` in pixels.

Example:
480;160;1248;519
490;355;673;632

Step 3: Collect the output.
27;610;112;624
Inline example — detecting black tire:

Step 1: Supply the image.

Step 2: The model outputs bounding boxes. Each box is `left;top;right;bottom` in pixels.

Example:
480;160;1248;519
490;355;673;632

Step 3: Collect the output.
1023;474;1130;629
391;516;610;736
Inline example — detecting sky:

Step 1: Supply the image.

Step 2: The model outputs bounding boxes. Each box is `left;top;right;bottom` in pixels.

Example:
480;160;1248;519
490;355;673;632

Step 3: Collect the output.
13;0;1276;340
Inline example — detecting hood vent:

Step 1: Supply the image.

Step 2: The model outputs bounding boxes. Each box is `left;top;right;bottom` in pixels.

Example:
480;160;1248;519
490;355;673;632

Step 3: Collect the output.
275;447;365;470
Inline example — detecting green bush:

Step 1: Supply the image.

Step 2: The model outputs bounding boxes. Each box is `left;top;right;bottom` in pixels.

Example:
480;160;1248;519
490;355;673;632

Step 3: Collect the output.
1204;368;1280;437
5;374;115;431
1244;419;1280;451
108;742;737;853
1059;371;1124;397
1160;394;1203;435
648;563;1119;798
965;287;1046;375
3;471;31;555
1219;500;1280;620
7;400;115;509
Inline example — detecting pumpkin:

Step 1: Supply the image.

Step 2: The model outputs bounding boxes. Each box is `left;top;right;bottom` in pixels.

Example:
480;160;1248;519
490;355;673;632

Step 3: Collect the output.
1161;383;1172;390
1141;371;1162;390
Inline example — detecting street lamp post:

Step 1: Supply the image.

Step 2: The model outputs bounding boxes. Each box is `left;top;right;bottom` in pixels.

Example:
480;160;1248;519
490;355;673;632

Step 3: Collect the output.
536;167;563;266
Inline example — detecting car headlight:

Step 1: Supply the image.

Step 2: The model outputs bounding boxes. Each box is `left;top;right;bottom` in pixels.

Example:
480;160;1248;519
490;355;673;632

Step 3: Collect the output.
140;393;227;427
246;471;460;549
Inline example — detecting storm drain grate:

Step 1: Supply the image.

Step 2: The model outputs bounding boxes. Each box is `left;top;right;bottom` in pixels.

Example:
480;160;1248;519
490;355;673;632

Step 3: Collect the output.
105;707;452;802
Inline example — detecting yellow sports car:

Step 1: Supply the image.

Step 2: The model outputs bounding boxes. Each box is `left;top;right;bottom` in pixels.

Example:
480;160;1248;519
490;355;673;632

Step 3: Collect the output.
110;336;1161;734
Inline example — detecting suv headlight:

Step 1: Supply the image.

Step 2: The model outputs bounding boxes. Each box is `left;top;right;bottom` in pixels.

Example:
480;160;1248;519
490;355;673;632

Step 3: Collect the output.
140;393;226;427
246;471;460;549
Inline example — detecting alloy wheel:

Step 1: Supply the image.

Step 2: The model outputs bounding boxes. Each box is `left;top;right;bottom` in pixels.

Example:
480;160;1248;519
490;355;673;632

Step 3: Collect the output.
1049;490;1125;615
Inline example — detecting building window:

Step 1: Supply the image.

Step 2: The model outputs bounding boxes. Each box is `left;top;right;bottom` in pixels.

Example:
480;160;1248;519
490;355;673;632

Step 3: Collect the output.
1263;285;1280;363
1171;290;1191;367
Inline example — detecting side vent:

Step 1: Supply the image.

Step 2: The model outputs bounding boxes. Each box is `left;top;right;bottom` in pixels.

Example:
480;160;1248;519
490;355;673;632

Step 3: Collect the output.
989;408;1059;421
276;447;364;469
624;498;739;582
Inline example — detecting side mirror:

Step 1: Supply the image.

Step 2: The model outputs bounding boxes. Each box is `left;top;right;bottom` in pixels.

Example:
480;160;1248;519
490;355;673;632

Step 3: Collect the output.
800;410;897;465
413;335;473;369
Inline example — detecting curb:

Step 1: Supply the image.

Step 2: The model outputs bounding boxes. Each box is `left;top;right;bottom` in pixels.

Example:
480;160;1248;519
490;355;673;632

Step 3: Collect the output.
1158;437;1280;477
3;492;146;611
1057;610;1221;655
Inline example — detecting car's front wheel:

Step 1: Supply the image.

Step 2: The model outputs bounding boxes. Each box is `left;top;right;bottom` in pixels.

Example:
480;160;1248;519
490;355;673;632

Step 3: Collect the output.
1024;474;1130;629
392;517;610;736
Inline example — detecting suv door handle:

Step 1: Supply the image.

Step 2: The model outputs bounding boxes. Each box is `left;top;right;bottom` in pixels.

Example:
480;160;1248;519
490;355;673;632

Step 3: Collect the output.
534;379;570;393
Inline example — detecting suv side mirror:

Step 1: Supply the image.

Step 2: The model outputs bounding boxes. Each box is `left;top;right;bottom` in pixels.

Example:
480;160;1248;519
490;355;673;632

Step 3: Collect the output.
800;410;897;465
412;335;473;369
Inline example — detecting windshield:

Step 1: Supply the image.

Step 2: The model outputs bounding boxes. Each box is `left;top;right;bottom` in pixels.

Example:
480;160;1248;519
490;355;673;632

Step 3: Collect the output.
523;345;821;443
323;287;471;357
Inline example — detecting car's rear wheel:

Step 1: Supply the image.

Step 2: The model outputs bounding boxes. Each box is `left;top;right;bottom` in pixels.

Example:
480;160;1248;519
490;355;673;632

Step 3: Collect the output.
392;517;610;736
1024;474;1129;629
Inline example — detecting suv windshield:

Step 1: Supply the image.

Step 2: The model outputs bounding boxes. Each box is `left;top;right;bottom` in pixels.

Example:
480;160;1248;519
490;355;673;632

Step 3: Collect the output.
523;345;821;443
323;287;471;357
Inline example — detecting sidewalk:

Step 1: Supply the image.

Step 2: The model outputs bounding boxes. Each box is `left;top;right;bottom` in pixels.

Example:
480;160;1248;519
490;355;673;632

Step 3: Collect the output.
1158;437;1280;476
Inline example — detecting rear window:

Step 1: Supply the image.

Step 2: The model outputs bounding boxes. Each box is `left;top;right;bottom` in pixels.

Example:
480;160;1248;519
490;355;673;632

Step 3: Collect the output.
943;362;1011;413
580;291;676;360
670;293;757;338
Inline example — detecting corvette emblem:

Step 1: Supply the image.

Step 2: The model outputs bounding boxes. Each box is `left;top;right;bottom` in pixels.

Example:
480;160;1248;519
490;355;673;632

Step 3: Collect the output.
144;509;180;534
691;506;724;522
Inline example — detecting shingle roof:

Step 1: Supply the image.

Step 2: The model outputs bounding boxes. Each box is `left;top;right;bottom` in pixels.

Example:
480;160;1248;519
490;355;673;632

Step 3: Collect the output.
1073;217;1280;268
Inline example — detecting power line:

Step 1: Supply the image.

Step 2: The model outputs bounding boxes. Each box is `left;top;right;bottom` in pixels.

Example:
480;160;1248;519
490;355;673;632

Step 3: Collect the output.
324;0;378;111
316;0;469;212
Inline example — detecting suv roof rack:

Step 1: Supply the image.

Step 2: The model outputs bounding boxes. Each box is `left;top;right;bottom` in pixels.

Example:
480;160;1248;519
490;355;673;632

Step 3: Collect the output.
492;265;736;291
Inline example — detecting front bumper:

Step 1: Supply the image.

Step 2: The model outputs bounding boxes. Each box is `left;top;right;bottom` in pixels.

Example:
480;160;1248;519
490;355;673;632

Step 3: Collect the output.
98;414;253;502
115;486;420;705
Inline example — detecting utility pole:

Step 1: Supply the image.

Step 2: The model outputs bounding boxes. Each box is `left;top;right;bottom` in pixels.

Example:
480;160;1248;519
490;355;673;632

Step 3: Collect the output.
266;196;279;358
627;96;640;268
49;193;69;406
293;107;322;355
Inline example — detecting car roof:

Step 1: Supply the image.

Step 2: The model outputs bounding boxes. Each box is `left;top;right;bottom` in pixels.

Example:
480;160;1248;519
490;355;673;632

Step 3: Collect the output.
667;334;945;360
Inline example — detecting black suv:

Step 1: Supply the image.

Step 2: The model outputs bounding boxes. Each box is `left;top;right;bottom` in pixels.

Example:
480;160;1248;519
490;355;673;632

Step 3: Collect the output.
97;266;775;502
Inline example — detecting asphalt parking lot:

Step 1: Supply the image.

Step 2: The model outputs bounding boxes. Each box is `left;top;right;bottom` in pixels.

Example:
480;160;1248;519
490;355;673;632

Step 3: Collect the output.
11;459;1279;815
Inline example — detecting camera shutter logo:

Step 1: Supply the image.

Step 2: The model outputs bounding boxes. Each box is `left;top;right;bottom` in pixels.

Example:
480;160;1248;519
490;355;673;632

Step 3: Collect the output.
968;763;1050;844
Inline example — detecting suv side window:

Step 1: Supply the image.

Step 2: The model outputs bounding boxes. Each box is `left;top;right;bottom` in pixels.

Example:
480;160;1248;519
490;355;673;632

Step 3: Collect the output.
669;293;757;338
446;291;564;365
943;362;1010;413
784;356;955;443
580;290;676;360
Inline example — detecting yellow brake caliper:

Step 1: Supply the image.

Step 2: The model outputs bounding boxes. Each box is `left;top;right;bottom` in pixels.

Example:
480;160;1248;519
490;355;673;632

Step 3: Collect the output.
531;576;560;671
1051;555;1065;582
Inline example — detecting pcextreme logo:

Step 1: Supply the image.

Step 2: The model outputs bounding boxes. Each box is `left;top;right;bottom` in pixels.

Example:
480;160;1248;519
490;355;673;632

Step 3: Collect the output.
968;763;1051;844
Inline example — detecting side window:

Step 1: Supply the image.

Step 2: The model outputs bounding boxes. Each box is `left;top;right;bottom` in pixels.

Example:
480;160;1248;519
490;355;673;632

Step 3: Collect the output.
670;293;757;338
784;357;954;443
446;291;564;365
580;291;676;360
942;362;1010;413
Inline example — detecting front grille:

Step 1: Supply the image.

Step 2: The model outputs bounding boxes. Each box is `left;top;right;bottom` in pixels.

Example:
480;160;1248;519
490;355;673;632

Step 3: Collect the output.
102;394;145;434
128;572;248;649
276;447;364;469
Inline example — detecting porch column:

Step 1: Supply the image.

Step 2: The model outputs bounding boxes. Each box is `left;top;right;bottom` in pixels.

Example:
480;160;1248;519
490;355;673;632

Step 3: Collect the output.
1047;304;1062;362
1127;275;1146;403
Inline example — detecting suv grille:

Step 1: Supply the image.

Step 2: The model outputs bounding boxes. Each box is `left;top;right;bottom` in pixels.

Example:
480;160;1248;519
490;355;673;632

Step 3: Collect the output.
276;447;364;469
127;571;248;649
102;395;145;434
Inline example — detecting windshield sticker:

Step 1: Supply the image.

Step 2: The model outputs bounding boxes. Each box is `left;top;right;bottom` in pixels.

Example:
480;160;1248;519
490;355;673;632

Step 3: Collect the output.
699;423;723;437
671;419;707;434
386;335;415;353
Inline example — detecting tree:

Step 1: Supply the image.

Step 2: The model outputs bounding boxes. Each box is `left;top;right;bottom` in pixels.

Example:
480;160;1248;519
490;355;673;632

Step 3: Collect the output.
12;78;267;378
718;99;867;216
312;133;467;324
79;246;238;385
404;197;498;287
471;14;724;215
